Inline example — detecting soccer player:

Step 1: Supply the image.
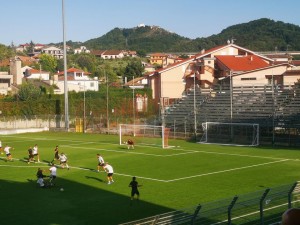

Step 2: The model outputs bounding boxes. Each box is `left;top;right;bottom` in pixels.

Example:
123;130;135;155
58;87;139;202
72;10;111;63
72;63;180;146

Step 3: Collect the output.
4;144;13;161
129;176;142;204
59;153;69;170
36;168;46;188
49;165;57;185
103;163;114;184
96;154;105;172
127;139;134;149
50;145;59;165
27;146;34;164
32;144;40;162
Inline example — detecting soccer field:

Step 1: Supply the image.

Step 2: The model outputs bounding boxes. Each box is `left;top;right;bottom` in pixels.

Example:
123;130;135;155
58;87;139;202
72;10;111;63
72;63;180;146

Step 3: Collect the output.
0;132;299;225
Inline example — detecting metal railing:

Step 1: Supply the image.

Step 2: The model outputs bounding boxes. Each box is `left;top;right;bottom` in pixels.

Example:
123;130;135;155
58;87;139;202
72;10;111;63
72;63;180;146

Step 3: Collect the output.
120;182;300;225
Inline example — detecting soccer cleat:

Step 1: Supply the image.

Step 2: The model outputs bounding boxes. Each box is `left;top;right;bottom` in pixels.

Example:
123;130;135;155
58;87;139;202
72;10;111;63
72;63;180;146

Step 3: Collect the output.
108;182;111;185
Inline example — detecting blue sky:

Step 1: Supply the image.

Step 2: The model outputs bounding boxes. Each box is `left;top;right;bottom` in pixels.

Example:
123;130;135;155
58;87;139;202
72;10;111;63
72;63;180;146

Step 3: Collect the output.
1;0;300;46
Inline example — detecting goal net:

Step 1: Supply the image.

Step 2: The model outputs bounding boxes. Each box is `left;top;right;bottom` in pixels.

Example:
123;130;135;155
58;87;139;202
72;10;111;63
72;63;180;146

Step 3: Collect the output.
199;122;259;146
119;124;170;148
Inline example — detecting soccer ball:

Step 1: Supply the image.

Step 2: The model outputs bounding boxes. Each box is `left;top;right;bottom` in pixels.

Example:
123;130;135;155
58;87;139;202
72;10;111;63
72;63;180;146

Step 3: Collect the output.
123;141;127;144
60;188;64;191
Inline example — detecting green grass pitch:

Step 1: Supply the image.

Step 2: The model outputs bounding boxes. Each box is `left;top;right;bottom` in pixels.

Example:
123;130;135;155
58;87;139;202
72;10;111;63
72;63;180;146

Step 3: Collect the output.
0;132;299;225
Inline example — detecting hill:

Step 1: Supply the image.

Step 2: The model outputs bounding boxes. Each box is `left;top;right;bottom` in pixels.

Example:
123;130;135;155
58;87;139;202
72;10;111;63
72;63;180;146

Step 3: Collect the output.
83;18;300;53
84;25;193;53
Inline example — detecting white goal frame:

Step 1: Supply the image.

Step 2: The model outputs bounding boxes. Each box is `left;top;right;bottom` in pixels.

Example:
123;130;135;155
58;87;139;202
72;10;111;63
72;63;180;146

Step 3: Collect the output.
119;124;171;148
199;122;259;146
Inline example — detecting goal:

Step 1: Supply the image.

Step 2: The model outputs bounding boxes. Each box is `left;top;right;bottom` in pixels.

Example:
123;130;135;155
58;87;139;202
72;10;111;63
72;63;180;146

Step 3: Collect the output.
119;124;170;148
199;122;259;146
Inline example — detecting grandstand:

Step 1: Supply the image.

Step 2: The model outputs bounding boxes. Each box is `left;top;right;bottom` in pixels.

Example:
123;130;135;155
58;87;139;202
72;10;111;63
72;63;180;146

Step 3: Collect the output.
164;83;300;146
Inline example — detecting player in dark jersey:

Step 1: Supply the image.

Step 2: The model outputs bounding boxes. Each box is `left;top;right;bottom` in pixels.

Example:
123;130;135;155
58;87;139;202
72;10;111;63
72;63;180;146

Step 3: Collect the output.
129;176;142;204
50;145;59;165
127;139;134;149
27;146;34;164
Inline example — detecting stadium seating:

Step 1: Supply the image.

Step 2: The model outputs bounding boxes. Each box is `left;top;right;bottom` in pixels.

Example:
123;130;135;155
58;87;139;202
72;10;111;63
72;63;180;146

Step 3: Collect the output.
164;84;300;144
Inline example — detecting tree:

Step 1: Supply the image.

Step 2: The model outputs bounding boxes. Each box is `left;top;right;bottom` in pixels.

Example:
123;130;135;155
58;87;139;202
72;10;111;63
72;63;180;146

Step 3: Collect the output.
75;54;96;74
18;82;41;101
39;54;58;73
0;44;14;61
123;59;144;81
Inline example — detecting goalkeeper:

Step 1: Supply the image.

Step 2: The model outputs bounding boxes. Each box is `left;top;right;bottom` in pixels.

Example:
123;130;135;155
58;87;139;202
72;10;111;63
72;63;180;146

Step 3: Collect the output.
126;139;134;149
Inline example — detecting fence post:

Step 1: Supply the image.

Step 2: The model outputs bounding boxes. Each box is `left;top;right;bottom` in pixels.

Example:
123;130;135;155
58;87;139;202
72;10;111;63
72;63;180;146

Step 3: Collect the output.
228;196;238;225
151;215;160;225
260;188;270;225
173;119;176;139
191;204;201;225
288;182;298;209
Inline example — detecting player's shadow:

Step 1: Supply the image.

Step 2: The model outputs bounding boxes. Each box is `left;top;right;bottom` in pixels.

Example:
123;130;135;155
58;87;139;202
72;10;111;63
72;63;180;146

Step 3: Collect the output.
85;176;104;183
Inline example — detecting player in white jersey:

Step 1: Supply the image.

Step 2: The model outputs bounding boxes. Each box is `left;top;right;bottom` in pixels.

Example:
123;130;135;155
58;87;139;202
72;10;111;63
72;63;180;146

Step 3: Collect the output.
49;165;57;185
32;144;40;162
3;144;13;161
59;153;69;170
96;154;105;172
103;163;114;184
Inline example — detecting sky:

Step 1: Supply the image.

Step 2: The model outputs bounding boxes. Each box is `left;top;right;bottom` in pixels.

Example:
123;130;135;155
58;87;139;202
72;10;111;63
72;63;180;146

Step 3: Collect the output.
1;0;300;46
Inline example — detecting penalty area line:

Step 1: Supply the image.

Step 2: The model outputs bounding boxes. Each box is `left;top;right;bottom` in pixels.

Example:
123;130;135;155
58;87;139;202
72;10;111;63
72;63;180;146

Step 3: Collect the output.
166;159;290;183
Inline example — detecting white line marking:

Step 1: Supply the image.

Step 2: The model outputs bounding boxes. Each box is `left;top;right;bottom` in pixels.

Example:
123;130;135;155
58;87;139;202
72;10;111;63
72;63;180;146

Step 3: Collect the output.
166;159;289;182
0;158;290;183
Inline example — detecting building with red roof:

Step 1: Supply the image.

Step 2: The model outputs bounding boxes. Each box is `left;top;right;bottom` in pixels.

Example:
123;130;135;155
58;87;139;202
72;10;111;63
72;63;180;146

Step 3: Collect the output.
145;42;298;105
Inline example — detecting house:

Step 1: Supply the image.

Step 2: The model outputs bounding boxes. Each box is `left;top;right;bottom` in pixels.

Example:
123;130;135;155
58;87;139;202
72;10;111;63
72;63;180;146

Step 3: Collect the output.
41;46;63;59
123;76;147;89
0;71;13;95
146;42;300;104
34;44;46;52
15;56;36;66
101;50;125;59
149;53;168;66
0;57;22;95
23;67;50;80
149;53;178;68
16;43;30;52
90;50;137;59
52;68;99;94
90;50;106;58
74;46;90;54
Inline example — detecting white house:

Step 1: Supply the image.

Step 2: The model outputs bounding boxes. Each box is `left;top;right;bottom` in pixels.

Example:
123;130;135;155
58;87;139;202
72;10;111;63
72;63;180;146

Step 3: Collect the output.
74;46;90;54
22;67;50;80
41;46;63;59
52;68;99;94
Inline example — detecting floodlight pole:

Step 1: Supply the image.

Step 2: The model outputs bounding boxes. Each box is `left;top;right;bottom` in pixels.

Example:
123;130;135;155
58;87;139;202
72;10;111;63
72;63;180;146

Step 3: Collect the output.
62;0;69;131
133;76;135;136
271;70;275;146
193;73;197;139
106;70;109;134
230;70;233;121
83;81;86;133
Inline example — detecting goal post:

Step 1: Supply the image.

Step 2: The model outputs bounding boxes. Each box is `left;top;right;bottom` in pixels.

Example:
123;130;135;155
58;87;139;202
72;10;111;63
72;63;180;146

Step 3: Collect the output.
119;124;171;148
199;122;259;146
